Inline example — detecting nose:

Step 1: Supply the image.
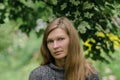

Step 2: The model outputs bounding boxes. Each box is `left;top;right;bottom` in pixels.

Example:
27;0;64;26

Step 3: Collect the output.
53;41;59;49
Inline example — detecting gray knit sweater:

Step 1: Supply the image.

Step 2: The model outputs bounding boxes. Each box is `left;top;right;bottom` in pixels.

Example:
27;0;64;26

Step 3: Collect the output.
29;63;100;80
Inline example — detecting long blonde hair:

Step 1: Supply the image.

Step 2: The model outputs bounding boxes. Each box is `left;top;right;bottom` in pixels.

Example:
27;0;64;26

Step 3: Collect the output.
41;17;96;80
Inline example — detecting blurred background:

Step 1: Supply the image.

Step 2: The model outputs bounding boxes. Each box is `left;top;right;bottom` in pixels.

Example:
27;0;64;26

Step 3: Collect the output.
0;0;120;80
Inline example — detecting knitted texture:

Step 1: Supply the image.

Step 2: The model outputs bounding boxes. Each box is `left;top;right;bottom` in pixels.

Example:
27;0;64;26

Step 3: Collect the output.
29;63;64;80
29;63;99;80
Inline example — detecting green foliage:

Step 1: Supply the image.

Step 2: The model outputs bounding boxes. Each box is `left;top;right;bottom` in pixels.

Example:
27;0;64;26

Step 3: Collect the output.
42;0;120;62
0;23;13;52
0;1;120;79
93;49;120;80
0;30;42;80
0;0;120;62
0;0;52;35
12;31;42;69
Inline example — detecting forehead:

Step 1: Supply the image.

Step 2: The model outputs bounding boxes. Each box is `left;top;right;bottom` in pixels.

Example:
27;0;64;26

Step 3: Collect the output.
47;28;68;39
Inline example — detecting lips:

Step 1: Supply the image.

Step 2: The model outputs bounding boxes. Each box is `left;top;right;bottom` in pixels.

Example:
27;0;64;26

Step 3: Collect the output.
54;51;62;55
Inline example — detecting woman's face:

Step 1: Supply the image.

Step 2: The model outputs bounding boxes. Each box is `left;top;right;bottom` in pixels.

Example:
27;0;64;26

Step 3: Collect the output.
47;28;69;60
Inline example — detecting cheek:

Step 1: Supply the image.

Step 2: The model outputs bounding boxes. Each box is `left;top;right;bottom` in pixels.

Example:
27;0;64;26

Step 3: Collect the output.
47;45;52;52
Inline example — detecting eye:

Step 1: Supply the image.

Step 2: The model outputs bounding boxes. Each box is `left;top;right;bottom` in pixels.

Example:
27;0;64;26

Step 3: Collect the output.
47;40;53;44
58;37;65;41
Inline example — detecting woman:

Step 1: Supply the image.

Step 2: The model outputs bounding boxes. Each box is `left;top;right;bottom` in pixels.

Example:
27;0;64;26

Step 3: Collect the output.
29;17;100;80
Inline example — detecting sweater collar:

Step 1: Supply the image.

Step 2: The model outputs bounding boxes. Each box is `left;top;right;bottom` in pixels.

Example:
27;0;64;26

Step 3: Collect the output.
49;63;64;71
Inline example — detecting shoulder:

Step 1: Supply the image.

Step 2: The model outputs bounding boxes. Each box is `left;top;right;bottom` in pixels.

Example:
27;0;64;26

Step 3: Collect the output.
87;73;100;80
29;65;50;80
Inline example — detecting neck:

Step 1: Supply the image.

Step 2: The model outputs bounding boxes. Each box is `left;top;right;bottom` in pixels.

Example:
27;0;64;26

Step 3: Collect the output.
55;59;65;68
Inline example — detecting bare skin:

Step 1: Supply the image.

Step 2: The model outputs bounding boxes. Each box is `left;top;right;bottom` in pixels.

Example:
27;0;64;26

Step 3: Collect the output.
47;28;69;67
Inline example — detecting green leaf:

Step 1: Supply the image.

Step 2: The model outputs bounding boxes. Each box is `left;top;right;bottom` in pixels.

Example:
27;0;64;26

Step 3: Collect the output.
61;3;67;10
69;0;80;6
84;12;94;19
83;1;94;10
77;21;91;33
0;3;5;9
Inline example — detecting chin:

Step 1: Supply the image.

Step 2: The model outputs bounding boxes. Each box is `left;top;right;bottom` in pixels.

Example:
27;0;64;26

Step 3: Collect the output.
54;55;66;60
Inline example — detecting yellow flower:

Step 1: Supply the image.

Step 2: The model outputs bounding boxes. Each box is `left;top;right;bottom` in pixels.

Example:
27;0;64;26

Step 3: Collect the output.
84;38;96;53
107;33;120;49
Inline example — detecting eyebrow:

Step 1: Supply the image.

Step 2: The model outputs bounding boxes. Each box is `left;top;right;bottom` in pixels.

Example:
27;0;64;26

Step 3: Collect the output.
47;35;65;40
